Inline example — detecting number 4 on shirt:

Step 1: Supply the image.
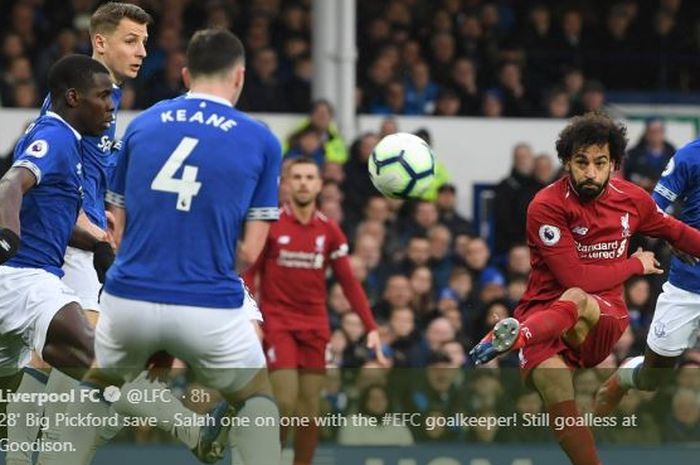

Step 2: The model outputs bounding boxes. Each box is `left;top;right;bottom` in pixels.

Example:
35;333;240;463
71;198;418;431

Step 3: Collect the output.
151;136;202;211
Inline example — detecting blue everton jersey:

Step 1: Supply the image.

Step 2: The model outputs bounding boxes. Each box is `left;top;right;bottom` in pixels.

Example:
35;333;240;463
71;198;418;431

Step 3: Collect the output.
40;84;122;229
653;139;700;294
105;92;281;308
6;112;83;277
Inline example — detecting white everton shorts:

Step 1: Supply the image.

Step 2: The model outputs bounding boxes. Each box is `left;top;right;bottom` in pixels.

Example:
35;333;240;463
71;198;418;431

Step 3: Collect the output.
61;246;101;311
97;292;266;394
0;266;81;369
647;282;700;357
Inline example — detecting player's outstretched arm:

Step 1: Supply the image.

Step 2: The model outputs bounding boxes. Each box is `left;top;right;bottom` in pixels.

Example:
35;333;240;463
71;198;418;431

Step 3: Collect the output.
236;220;271;273
0;167;37;263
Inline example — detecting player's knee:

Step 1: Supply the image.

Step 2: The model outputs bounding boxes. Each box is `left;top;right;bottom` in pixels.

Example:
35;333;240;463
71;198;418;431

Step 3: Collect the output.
560;287;589;314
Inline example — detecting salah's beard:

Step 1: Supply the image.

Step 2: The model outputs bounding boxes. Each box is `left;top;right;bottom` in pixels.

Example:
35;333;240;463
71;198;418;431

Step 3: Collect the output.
575;179;608;202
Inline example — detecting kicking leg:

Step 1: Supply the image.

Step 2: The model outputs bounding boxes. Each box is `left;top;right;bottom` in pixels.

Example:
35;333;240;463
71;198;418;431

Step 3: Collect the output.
532;357;602;465
471;287;598;365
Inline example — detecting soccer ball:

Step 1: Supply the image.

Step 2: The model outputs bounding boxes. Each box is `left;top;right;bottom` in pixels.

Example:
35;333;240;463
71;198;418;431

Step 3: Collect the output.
368;132;436;198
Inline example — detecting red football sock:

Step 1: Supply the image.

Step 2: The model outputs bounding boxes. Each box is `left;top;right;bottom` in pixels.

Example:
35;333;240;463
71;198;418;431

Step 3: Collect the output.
549;400;601;465
518;300;579;347
293;423;319;465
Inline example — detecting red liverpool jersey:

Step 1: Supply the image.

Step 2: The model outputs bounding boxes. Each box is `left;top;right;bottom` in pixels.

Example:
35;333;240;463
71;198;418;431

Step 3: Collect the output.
244;205;376;335
517;176;700;315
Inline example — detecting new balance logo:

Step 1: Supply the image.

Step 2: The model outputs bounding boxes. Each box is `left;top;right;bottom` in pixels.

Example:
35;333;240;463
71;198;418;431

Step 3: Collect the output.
0;239;10;252
572;226;589;236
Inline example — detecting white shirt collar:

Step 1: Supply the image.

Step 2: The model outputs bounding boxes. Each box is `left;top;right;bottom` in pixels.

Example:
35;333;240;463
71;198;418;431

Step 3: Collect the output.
45;111;82;140
185;92;233;108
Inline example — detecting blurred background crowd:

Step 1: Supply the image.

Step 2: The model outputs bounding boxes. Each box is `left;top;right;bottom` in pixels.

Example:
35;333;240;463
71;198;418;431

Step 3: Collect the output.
2;0;700;114
0;0;698;446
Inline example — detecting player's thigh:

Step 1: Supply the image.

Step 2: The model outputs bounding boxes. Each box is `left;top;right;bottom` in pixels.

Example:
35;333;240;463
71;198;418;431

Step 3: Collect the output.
61;246;101;312
96;292;161;382
646;282;700;358
164;302;266;395
562;290;602;348
296;330;329;372
531;355;575;405
0;266;82;362
264;328;301;370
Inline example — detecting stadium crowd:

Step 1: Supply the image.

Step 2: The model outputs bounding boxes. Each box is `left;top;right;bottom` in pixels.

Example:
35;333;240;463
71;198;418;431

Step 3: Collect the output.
0;0;698;447
2;0;700;114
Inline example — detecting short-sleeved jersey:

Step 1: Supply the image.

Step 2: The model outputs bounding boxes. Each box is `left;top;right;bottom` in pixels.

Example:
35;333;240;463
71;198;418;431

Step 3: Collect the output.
653;139;700;294
104;92;281;308
40;85;122;229
518;176;683;313
245;205;349;333
5;112;83;277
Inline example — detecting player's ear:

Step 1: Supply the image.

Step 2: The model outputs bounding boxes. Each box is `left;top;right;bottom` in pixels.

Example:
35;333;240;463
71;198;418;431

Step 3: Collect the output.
65;88;80;108
181;67;191;90
92;33;107;55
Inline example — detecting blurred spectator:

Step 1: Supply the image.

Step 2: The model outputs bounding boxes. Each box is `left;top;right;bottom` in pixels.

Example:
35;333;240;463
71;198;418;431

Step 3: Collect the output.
374;274;414;321
449;57;480;115
500;389;551;442
427;224;453;291
542;86;571;118
533;153;556;186
388;306;421;367
285;53;312;112
404;61;439;114
664;388;700;442
481;89;504;117
435;184;473;237
338;384;414;445
342;134;380;227
410;265;435;319
239;47;289;111
142;51;186;106
370;80;409;115
433;88;462;116
597;4;636;90
284;126;324;166
493;143;538;255
497;61;533;117
578;80;606;114
624;117;676;192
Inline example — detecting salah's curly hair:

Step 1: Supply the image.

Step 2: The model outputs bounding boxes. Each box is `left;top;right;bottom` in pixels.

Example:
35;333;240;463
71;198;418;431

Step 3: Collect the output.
555;112;628;169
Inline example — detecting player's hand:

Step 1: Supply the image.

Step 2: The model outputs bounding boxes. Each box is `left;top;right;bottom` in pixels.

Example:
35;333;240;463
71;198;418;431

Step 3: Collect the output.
93;241;115;283
632;247;663;275
669;243;700;266
366;329;388;366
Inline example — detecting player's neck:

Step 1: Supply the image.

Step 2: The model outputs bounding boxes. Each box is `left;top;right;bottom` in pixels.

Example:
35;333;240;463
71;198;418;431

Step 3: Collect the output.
92;54;121;85
291;202;316;224
189;82;235;106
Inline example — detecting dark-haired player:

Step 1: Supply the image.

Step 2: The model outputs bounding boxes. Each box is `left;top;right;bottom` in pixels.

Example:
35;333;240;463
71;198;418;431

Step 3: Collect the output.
0;54;113;434
243;157;384;465
38;29;281;465
470;113;700;465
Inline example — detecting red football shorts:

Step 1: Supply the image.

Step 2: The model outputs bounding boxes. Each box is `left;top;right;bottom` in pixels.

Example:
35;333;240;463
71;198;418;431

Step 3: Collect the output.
263;328;328;372
515;294;629;382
